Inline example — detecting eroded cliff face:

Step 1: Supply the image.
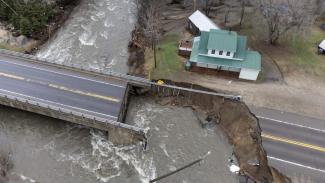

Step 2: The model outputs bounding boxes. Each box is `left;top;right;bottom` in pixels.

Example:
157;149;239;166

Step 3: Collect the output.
133;81;291;183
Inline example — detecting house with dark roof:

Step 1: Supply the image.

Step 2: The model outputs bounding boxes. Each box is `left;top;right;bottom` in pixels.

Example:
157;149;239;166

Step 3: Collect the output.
187;29;261;81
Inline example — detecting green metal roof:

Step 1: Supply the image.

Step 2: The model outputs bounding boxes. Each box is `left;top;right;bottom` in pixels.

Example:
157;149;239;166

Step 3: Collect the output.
193;51;261;70
189;32;261;71
207;29;238;52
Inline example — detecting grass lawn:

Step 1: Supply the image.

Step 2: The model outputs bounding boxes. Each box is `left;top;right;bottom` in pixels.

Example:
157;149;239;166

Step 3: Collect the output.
147;34;184;79
287;26;325;77
239;10;325;82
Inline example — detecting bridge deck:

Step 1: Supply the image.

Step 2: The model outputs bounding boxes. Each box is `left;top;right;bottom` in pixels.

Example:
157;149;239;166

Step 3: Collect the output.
0;53;127;122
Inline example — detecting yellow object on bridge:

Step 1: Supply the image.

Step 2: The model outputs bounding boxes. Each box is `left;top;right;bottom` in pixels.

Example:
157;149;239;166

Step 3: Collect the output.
157;80;164;85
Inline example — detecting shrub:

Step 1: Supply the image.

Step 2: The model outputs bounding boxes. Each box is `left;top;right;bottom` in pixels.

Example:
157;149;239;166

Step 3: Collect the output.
0;0;55;36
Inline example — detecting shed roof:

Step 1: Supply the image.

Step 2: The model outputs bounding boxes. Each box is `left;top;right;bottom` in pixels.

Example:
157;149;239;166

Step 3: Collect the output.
189;10;220;32
207;29;238;52
319;40;325;50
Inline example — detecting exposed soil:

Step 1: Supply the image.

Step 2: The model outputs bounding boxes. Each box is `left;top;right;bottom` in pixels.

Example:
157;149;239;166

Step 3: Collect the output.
127;1;293;182
131;81;291;183
127;28;146;76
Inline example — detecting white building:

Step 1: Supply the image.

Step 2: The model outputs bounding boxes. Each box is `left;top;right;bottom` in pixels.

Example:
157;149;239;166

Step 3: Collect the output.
188;10;220;35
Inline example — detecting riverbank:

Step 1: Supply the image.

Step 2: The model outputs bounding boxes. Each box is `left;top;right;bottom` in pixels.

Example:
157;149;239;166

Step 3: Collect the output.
127;0;291;182
130;81;291;182
0;0;79;54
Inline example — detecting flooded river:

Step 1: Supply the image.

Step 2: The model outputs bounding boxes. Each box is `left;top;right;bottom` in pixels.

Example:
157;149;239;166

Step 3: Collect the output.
37;0;136;73
0;0;236;182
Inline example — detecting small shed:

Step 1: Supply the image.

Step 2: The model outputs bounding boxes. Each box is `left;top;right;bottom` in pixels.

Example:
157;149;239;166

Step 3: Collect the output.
178;40;192;57
188;10;220;36
318;40;325;54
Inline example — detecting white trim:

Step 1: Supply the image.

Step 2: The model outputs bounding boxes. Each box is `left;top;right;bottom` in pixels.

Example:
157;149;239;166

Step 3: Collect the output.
268;156;325;173
257;115;325;133
0;59;126;88
198;53;243;61
179;47;192;51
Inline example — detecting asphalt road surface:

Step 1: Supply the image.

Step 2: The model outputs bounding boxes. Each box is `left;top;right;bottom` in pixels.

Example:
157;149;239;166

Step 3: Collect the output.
250;106;325;182
0;53;127;121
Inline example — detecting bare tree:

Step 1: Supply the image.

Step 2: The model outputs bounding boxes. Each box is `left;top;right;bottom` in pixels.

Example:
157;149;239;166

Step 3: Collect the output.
136;0;161;68
203;0;215;16
315;0;325;19
258;0;319;45
239;0;246;30
223;0;233;24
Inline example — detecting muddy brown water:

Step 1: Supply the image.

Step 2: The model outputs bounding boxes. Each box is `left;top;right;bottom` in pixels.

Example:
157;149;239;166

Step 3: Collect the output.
0;0;237;182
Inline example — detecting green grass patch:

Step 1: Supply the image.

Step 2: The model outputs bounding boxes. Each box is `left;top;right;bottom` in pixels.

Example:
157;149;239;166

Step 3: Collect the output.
151;34;184;79
288;27;325;76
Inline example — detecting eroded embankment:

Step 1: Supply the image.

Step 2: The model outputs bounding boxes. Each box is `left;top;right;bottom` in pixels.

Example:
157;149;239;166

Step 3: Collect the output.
131;81;291;183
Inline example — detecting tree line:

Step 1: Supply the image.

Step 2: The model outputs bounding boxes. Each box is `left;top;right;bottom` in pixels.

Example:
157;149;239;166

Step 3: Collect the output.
0;0;78;36
173;0;325;45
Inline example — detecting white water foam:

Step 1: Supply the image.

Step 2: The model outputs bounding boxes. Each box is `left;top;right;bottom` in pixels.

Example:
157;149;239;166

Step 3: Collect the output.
11;173;38;183
40;126;157;183
79;31;97;46
104;19;114;28
107;6;118;11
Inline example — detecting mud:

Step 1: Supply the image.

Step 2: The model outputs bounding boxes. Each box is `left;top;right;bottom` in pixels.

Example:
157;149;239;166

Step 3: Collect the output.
131;81;291;183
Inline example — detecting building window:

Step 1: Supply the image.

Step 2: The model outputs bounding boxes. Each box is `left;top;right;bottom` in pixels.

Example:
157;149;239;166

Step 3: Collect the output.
211;50;216;54
226;52;231;56
219;51;223;55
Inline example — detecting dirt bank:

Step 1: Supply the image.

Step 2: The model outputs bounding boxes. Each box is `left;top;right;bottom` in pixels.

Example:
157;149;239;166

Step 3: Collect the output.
128;0;290;181
130;81;291;183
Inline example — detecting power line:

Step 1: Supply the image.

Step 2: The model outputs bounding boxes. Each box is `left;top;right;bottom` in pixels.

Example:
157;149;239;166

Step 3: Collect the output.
0;0;18;15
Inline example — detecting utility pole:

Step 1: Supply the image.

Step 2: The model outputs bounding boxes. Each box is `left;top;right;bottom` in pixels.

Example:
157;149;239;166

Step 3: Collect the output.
153;34;157;69
151;31;157;69
149;151;211;183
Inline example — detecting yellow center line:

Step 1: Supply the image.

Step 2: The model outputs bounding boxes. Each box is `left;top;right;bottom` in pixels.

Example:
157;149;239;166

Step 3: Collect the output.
0;72;120;103
0;72;25;80
49;84;120;102
262;133;325;153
